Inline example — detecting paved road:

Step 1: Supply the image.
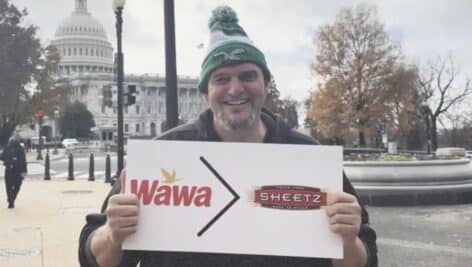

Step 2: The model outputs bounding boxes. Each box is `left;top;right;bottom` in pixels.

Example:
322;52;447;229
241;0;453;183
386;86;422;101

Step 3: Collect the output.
369;204;472;266
49;153;117;180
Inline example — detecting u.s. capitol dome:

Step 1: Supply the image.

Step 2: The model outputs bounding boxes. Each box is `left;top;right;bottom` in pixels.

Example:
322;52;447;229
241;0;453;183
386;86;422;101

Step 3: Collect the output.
51;0;114;75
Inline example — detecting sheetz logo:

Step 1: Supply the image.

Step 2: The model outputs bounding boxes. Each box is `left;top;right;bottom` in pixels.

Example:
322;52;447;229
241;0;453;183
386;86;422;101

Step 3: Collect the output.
253;185;327;210
130;168;212;207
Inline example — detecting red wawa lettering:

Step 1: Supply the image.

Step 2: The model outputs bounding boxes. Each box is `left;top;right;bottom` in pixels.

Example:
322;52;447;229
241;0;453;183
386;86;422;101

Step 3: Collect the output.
130;179;212;207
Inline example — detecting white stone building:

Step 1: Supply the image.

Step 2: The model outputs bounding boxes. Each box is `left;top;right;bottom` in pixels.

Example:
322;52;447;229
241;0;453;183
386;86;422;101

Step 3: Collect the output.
49;0;205;142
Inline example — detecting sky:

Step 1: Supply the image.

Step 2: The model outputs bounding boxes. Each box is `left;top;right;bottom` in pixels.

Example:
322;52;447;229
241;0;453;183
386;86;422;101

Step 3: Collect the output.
11;0;472;105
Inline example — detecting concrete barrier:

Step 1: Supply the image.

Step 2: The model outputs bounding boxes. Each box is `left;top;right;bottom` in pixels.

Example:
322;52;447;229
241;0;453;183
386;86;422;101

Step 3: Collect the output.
435;147;466;157
344;158;472;205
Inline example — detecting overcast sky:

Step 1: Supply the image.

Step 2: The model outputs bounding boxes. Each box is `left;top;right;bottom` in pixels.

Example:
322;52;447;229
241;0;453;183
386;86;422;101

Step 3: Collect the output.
11;0;472;103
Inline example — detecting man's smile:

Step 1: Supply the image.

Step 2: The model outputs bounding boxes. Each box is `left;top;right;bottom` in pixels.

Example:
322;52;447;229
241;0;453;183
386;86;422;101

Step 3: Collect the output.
223;98;250;106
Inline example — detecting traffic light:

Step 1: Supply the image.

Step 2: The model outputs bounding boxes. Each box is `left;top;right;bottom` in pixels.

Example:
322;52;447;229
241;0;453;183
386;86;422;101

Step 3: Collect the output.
102;86;113;107
37;110;44;125
126;84;137;106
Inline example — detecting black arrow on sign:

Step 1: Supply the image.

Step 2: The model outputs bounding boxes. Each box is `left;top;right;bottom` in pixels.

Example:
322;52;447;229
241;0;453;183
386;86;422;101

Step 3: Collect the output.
197;156;240;237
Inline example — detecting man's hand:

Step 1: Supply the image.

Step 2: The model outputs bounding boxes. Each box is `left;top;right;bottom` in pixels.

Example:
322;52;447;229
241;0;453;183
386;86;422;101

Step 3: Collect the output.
326;192;361;244
104;170;140;246
326;192;368;267
91;170;140;267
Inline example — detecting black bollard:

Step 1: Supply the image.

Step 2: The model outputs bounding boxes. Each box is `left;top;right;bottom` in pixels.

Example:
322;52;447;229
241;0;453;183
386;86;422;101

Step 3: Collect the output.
88;153;95;181
67;153;74;180
44;152;51;180
105;154;111;183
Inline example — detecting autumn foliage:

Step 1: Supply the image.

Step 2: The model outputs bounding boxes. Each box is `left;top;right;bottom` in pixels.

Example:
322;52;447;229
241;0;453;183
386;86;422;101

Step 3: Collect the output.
308;4;408;147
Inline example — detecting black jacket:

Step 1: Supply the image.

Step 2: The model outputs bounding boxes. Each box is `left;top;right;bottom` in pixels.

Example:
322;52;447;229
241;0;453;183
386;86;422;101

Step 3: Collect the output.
1;141;27;176
79;109;377;267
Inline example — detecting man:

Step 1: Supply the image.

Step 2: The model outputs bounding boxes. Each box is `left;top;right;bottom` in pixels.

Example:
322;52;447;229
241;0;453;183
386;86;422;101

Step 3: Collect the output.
79;5;377;267
0;134;27;209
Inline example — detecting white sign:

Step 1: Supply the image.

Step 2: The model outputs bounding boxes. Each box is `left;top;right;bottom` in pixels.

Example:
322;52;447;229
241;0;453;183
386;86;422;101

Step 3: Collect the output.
123;140;343;259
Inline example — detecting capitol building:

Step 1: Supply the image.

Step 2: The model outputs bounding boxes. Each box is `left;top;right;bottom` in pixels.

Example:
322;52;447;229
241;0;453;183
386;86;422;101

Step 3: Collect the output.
49;0;205;142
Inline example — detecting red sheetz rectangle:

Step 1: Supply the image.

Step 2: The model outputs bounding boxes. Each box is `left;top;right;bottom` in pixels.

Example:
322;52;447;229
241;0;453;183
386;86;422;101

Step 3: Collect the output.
254;185;327;210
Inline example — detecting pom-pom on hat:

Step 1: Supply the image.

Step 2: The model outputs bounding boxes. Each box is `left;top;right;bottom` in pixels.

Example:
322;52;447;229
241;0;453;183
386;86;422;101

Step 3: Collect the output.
198;5;271;93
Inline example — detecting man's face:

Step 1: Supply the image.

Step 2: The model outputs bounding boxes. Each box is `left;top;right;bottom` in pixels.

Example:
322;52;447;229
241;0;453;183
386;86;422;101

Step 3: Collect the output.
205;62;268;131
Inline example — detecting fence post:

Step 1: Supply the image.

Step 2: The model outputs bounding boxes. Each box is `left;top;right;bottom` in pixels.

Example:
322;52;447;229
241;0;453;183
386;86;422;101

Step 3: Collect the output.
88;153;95;181
67;153;74;181
44;153;51;180
105;154;111;183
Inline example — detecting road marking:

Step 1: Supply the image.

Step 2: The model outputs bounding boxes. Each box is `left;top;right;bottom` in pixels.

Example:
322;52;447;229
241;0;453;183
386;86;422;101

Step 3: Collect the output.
52;171;106;179
75;171;105;179
76;172;90;179
379;238;472;257
58;156;117;162
52;172;68;179
52;171;81;179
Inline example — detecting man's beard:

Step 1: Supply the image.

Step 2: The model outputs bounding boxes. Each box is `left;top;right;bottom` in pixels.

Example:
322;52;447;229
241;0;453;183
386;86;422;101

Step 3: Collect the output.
214;109;259;131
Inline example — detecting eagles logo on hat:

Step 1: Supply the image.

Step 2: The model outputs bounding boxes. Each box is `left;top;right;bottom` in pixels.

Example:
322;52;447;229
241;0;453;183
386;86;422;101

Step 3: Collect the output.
198;5;271;93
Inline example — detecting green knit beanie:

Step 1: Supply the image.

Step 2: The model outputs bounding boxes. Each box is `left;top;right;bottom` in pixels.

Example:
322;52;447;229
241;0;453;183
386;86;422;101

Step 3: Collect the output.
198;5;271;93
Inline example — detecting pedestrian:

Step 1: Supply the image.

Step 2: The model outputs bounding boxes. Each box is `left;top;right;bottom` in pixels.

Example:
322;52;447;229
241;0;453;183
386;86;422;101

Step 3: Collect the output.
79;5;377;267
25;138;32;152
0;134;27;209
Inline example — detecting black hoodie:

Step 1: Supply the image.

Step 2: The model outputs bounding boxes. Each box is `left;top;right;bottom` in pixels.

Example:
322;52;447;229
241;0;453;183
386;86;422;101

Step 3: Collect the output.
79;109;377;267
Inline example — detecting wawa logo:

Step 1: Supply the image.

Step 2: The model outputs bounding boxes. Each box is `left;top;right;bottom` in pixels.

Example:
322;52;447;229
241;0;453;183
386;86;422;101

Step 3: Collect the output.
253;185;327;210
130;168;212;207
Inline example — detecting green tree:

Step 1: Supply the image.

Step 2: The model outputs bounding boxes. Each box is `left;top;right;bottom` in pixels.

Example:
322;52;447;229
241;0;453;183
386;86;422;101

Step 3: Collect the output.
0;0;41;146
58;101;95;138
26;45;72;117
19;46;73;152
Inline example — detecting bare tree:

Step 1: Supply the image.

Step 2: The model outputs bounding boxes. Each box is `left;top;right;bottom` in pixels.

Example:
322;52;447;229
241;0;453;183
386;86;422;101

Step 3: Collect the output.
418;54;472;151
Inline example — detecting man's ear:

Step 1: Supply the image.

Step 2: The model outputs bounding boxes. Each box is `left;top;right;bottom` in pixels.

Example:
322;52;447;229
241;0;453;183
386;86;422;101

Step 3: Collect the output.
263;83;269;98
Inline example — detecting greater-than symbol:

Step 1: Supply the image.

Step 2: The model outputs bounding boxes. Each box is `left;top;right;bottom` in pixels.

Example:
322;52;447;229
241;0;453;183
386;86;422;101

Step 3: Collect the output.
197;156;240;237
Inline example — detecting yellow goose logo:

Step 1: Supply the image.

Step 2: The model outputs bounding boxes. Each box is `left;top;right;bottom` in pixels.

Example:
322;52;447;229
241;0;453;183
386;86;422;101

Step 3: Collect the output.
161;168;181;183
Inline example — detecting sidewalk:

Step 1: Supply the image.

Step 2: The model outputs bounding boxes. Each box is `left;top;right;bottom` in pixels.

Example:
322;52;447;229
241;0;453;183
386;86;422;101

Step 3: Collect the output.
0;180;110;267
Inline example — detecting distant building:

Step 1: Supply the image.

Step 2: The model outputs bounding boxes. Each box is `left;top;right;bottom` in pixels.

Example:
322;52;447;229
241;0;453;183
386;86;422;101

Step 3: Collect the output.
47;0;204;142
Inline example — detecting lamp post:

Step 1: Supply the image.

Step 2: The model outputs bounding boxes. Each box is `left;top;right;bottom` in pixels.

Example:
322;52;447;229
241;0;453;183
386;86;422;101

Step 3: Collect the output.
113;0;126;177
422;105;432;155
164;0;179;129
36;110;44;160
53;108;59;155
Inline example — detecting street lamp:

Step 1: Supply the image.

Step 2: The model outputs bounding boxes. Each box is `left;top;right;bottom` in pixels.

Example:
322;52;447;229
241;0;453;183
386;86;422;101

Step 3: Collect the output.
53;108;60;155
36;110;44;160
113;0;126;177
164;0;179;129
422;105;432;155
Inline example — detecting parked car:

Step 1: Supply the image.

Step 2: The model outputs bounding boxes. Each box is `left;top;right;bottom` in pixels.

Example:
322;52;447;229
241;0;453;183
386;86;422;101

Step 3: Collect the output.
62;138;79;149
